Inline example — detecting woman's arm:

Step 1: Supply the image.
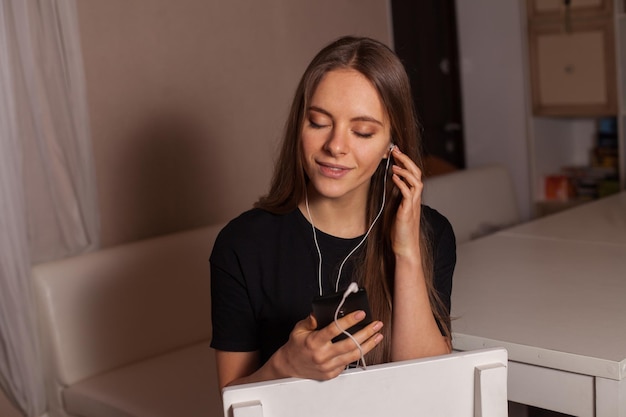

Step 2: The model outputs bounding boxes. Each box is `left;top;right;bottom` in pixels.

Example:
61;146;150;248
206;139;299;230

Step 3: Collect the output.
216;350;261;390
388;147;451;360
391;254;451;359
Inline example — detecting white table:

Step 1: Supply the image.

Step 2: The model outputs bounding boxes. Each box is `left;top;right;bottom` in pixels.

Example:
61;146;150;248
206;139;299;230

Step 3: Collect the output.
451;192;626;417
501;192;626;245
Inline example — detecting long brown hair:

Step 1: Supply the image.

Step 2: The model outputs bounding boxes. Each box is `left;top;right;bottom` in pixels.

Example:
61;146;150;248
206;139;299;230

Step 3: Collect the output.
255;36;450;363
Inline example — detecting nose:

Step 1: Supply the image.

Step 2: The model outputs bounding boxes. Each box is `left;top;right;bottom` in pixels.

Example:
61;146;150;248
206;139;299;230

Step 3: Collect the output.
323;128;349;156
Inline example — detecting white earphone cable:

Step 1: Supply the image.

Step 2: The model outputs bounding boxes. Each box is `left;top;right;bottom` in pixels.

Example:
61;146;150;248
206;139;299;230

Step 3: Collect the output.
335;286;367;369
305;153;392;295
334;154;391;292
304;148;393;370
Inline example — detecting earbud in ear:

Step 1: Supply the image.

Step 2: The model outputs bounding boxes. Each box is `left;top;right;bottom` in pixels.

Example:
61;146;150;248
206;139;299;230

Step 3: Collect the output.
384;143;396;159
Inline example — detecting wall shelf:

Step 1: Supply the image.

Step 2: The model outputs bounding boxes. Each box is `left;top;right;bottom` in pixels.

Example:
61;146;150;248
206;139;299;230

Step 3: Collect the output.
524;0;625;216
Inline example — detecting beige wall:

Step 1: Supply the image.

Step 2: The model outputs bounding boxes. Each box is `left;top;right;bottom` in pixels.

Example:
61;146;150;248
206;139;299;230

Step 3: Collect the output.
3;4;389;416
76;0;391;247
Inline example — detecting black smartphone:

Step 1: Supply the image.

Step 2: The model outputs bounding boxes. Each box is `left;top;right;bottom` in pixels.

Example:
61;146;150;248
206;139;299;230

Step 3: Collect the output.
311;288;373;342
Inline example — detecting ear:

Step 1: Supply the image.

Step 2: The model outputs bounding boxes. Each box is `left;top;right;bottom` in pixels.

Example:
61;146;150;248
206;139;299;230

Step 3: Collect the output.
384;142;395;159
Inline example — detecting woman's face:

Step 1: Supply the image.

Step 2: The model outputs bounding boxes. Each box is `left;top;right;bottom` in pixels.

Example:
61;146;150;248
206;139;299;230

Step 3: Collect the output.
301;68;392;204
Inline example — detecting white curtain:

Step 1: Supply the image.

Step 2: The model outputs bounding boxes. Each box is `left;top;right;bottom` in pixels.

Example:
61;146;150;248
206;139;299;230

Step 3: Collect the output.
0;0;99;416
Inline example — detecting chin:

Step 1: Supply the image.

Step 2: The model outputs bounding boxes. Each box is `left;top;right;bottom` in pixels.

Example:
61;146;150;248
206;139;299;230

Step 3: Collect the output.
311;181;364;201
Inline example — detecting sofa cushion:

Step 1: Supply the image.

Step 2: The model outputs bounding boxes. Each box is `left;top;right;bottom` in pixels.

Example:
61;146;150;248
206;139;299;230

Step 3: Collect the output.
63;342;221;417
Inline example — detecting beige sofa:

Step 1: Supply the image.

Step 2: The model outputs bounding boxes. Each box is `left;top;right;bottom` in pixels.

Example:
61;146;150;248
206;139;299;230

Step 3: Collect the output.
422;165;520;244
32;223;226;417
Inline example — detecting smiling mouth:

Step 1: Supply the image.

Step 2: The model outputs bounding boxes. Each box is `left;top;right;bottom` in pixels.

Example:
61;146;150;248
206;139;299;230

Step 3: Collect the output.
317;161;351;178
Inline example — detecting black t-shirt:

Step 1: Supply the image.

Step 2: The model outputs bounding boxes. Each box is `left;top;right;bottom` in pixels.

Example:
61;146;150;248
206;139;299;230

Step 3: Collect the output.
210;206;456;364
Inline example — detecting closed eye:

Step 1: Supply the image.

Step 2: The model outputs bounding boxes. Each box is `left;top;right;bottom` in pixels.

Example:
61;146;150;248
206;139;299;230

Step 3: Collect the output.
308;119;328;129
353;131;374;139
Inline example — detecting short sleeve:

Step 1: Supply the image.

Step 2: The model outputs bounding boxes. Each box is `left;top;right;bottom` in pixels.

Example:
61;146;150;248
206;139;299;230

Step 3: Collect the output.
423;205;456;314
210;228;260;352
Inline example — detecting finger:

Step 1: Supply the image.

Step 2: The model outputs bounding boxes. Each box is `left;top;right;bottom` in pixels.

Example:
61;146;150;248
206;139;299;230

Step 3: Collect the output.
331;319;383;348
392;162;422;186
357;332;385;355
306;314;318;330
392;171;414;197
392;166;423;202
318;320;384;374
335;326;384;364
293;314;318;335
348;319;383;344
391;146;421;173
390;149;423;186
329;310;368;339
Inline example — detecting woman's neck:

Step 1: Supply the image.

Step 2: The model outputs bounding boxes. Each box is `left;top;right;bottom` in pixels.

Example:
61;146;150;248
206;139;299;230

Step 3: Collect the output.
299;189;367;238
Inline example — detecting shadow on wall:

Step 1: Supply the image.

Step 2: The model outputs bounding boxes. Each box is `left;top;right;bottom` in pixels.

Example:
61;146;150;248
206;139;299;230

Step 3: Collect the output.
116;112;222;243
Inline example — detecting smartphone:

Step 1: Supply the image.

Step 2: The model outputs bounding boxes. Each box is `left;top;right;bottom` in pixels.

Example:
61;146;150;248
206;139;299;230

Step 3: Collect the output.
311;288;373;342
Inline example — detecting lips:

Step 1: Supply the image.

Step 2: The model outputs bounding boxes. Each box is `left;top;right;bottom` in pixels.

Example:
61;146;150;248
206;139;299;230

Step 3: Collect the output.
317;161;352;179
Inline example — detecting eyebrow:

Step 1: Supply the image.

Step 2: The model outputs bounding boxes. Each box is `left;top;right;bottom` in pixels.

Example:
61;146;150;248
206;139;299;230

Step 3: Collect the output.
307;106;384;127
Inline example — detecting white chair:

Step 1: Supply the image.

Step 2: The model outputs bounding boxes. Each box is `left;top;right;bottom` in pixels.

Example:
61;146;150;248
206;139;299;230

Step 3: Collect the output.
222;348;508;417
423;165;520;244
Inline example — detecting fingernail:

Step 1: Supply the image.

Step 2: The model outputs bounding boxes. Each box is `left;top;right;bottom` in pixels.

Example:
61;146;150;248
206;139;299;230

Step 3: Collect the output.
354;310;366;320
373;321;383;331
375;334;384;343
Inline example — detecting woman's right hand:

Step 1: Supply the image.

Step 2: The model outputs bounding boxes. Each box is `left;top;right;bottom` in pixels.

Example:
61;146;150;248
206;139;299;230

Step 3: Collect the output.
216;311;383;390
275;311;384;380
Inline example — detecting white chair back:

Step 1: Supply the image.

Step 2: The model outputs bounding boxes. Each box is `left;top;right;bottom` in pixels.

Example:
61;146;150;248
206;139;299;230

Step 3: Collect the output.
222;348;508;417
423;165;520;244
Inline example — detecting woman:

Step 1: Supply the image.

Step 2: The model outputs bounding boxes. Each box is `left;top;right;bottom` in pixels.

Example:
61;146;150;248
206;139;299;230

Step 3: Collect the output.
210;36;455;390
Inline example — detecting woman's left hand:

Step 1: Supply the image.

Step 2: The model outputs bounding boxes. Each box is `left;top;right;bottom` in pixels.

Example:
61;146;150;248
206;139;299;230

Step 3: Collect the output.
389;146;423;260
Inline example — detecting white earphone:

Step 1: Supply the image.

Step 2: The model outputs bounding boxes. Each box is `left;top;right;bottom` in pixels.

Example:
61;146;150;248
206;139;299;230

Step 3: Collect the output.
334;281;367;369
385;142;396;158
344;282;359;298
305;142;396;370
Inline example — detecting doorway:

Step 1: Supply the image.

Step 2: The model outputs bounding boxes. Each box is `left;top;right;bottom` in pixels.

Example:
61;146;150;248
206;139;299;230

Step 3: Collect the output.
391;0;465;176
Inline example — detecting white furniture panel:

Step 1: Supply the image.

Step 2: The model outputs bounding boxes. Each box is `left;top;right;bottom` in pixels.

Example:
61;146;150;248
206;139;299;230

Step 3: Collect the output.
222;349;508;417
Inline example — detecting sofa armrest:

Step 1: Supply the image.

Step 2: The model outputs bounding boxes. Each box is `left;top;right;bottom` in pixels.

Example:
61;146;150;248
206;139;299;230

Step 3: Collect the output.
33;224;223;387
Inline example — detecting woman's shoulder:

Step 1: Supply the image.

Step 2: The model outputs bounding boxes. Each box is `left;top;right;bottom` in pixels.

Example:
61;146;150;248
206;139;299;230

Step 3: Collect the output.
225;207;277;227
218;208;273;235
215;208;300;244
210;207;308;266
422;204;451;232
422;204;456;246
